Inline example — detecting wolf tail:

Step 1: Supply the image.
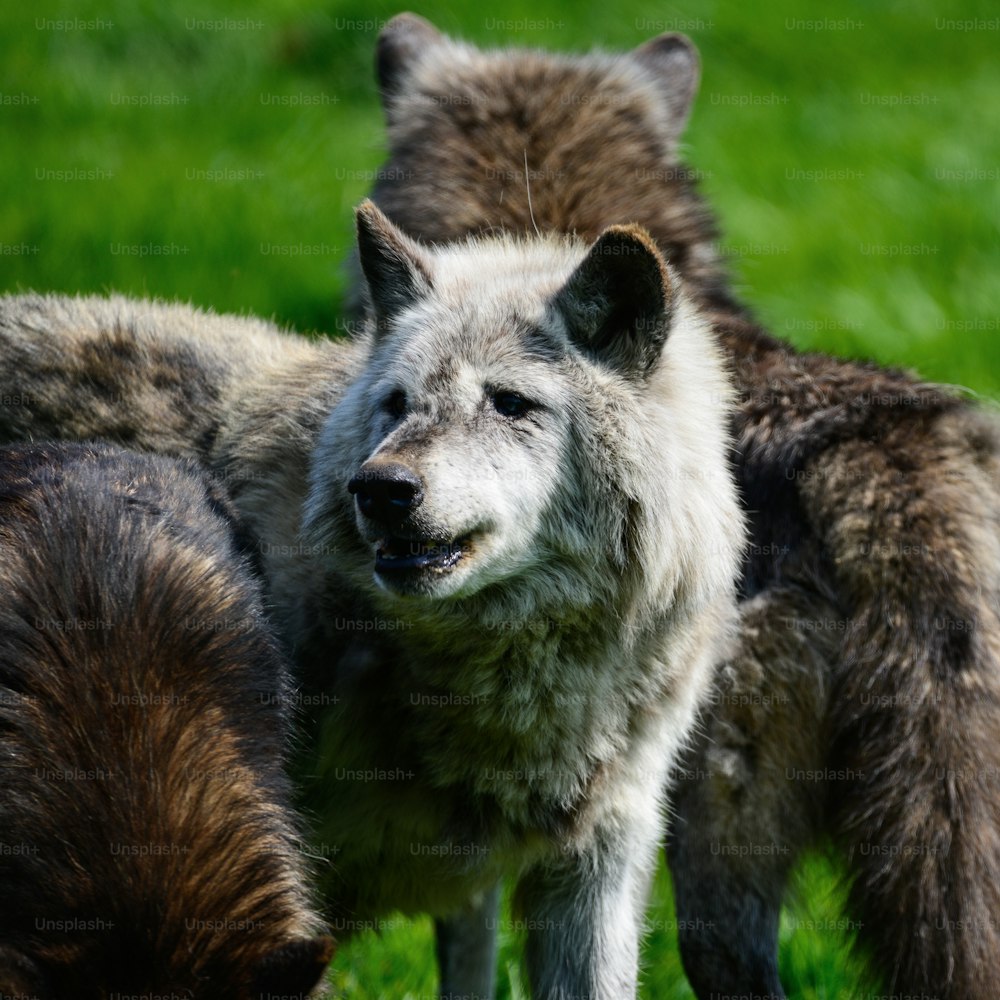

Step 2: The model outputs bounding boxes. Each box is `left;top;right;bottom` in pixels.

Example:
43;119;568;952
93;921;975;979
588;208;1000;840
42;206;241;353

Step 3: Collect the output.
817;407;1000;997
669;404;1000;999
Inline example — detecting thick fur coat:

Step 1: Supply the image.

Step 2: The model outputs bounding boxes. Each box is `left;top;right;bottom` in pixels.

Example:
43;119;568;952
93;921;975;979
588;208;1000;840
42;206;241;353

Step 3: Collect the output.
0;442;331;999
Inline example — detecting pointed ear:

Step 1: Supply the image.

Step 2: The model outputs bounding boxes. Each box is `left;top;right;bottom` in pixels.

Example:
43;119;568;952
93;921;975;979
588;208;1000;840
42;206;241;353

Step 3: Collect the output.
355;199;433;333
250;934;335;999
631;33;700;132
376;13;446;102
552;226;674;378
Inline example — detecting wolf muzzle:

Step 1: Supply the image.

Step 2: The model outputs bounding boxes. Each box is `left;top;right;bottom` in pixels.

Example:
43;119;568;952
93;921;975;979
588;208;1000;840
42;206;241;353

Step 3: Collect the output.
348;460;424;526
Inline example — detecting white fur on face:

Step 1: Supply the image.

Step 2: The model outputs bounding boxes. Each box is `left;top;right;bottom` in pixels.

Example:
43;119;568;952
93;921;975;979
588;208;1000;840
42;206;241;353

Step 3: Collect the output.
307;225;743;626
352;295;576;599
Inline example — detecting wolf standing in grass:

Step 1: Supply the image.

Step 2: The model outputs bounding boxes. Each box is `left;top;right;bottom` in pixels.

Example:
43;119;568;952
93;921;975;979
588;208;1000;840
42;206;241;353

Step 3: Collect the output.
365;14;1000;999
0;442;331;999
0;204;743;998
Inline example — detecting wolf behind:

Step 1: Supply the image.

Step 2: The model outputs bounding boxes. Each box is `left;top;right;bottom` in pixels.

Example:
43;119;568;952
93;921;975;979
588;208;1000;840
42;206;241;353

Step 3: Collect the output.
0;441;332;999
364;14;1000;999
0;204;744;999
0;293;365;636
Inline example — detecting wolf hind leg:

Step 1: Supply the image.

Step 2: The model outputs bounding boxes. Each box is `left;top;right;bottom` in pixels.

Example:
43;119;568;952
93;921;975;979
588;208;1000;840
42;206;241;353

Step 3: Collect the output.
666;585;836;999
435;883;501;1000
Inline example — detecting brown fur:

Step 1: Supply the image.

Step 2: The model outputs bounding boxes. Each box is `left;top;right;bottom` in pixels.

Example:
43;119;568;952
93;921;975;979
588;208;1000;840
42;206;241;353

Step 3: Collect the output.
0;442;332;999
363;14;1000;997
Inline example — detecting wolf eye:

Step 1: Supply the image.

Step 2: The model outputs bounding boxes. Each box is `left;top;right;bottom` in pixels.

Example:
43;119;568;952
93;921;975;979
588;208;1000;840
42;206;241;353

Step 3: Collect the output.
491;390;533;418
384;390;407;418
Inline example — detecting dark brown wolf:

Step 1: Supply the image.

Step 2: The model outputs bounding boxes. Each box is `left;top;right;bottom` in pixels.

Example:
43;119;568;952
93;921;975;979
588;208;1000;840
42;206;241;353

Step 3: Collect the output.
364;14;1000;999
0;442;332;999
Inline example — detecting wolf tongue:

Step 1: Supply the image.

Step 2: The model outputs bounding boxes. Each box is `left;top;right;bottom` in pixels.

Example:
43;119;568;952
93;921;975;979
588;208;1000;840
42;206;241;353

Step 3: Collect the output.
375;535;467;575
378;537;408;559
380;536;441;559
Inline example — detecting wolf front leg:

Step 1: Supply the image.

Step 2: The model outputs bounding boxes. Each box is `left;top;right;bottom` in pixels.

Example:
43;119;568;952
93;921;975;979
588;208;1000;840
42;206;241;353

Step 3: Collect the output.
516;832;658;1000
666;585;835;999
435;883;501;1000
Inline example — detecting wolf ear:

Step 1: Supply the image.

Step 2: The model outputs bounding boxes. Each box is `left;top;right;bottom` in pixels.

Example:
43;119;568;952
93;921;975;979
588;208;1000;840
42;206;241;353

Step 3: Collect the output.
631;33;700;132
552;225;674;378
355;199;433;333
376;13;446;100
250;934;335;998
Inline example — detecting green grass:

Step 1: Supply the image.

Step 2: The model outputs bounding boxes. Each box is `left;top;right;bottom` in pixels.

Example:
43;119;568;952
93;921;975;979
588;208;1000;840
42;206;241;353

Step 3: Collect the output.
4;0;998;996
326;852;869;999
4;0;999;390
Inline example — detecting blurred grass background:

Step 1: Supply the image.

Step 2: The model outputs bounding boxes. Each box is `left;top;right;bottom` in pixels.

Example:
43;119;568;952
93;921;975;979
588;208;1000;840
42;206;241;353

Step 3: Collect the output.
2;0;997;996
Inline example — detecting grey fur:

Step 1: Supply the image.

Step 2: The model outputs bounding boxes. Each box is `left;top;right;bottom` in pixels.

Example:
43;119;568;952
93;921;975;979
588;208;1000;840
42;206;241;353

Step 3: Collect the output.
435;885;501;1000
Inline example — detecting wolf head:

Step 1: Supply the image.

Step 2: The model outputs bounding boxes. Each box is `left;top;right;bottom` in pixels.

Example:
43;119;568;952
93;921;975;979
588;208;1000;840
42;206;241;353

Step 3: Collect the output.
365;14;732;313
306;203;740;627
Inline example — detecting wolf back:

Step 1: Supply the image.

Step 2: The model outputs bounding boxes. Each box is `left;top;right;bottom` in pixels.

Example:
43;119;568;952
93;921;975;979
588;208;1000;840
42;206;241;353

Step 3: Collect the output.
0;441;331;999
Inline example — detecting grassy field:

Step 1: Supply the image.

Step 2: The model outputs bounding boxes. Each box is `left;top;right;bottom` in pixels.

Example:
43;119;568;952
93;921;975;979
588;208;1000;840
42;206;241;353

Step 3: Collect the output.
3;0;998;996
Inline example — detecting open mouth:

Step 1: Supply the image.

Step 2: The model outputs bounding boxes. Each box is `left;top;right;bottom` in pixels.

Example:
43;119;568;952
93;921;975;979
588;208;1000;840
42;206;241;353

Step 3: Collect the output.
375;535;472;574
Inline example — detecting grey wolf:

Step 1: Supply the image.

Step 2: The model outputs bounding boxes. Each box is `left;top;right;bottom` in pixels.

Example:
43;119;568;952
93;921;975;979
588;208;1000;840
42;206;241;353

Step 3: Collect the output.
0;203;744;999
0;441;332;999
362;14;1000;999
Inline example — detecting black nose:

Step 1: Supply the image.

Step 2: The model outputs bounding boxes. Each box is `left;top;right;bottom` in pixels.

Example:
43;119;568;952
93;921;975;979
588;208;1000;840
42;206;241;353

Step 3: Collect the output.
348;462;424;525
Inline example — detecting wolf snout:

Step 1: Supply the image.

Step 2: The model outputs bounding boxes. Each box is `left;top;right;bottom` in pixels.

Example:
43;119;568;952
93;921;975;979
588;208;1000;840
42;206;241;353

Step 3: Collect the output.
348;460;424;525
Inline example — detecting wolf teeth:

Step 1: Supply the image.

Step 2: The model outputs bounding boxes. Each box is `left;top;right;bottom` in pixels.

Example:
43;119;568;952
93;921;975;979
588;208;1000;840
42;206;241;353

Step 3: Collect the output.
380;537;462;559
376;536;465;569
